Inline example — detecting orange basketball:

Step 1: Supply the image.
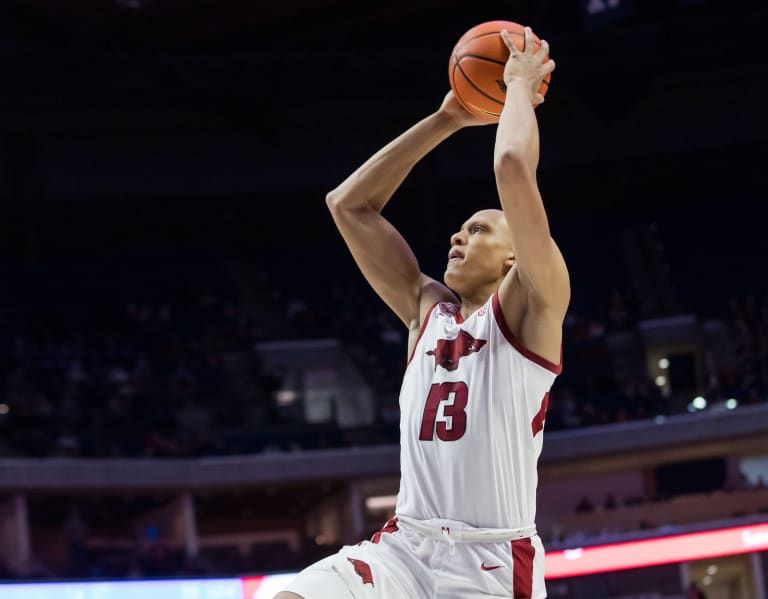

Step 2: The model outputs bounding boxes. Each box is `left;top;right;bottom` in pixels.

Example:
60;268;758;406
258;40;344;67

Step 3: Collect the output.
448;21;552;123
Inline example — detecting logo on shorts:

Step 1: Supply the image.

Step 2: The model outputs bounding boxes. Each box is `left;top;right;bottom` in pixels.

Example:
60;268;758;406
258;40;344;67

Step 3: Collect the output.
480;562;503;571
347;558;375;586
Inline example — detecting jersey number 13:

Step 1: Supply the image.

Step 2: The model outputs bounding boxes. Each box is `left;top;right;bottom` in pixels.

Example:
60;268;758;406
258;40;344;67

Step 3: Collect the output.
418;381;468;442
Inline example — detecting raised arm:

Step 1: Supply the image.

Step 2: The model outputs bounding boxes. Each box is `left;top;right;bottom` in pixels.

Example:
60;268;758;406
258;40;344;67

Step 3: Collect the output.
493;28;570;319
327;93;489;331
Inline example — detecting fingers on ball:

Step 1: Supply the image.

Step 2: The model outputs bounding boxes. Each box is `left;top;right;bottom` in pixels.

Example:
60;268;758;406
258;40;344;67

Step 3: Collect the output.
523;26;534;51
535;40;550;60
544;59;556;74
500;30;515;51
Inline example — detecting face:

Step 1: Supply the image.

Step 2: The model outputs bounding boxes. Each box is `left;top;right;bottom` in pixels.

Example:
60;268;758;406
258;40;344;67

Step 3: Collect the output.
443;209;516;298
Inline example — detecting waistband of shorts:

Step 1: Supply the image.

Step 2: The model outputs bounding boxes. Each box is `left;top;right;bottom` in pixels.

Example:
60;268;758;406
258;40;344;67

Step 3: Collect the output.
395;513;537;543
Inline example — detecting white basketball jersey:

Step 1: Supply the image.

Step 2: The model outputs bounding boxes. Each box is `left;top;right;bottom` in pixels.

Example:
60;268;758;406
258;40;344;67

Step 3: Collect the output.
395;292;562;530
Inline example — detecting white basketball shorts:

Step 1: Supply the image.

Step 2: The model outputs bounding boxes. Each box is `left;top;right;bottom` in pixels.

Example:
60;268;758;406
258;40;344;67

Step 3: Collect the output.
281;514;546;599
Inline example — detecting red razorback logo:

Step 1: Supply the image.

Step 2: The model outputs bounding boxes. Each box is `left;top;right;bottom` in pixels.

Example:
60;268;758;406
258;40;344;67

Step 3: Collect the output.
347;558;374;586
427;329;487;371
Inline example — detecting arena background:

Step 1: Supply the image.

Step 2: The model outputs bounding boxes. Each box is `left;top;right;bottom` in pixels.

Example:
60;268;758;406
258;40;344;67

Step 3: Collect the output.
0;0;767;597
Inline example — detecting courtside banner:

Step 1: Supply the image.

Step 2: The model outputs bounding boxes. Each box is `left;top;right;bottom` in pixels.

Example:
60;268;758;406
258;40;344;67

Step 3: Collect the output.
0;578;243;598
545;522;768;579
1;523;766;596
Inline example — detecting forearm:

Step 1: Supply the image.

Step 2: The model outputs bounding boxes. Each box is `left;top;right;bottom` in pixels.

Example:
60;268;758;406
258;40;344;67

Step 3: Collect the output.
327;111;460;213
493;79;551;244
493;80;540;173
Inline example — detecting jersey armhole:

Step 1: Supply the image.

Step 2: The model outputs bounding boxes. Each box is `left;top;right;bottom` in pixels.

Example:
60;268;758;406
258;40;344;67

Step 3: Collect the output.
491;292;563;375
407;302;438;367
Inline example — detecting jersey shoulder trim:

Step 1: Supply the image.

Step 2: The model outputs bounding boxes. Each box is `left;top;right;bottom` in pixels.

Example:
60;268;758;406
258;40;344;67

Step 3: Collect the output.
436;301;463;323
491;292;563;375
407;302;438;366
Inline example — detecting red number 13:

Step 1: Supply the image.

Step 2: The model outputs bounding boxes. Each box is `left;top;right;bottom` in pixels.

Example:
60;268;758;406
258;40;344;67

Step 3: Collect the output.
419;381;469;442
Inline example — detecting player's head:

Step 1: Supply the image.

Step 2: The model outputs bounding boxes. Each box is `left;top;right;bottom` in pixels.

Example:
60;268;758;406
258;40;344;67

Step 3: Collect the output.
444;209;515;298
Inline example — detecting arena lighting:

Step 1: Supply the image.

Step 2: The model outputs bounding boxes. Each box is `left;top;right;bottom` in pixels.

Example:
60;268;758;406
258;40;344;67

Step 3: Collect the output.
545;522;768;579
658;358;670;369
655;375;666;386
275;389;298;406
726;398;738;410
365;494;398;510
692;395;707;410
0;579;244;598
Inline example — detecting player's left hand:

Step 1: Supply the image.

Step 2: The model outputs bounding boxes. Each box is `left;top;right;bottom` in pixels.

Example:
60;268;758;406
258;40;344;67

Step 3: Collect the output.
438;91;494;128
500;27;554;106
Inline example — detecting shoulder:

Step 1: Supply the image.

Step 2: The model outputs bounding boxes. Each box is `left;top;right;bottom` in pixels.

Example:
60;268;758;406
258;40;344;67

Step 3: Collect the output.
494;269;565;372
414;275;458;330
406;275;457;356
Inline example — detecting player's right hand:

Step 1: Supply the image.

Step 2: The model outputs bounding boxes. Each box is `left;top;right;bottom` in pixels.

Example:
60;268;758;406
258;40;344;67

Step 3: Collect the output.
438;91;494;128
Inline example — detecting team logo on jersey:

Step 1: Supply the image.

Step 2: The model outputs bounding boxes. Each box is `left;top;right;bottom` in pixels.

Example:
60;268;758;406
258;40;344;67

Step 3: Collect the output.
347;557;375;586
426;329;487;371
437;302;460;317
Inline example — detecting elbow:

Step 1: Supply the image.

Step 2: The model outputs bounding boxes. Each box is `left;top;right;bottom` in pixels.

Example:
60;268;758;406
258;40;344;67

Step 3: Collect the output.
325;190;342;212
493;148;529;176
326;189;374;214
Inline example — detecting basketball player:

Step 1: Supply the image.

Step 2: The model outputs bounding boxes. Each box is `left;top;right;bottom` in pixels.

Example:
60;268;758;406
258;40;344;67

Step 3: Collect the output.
277;27;565;599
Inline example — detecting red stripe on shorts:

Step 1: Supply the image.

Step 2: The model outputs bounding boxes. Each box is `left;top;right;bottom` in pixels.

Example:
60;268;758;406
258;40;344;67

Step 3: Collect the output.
511;537;535;598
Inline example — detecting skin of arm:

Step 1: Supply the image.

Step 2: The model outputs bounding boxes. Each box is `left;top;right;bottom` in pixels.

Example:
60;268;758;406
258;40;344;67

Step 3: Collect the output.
494;28;570;316
327;93;490;331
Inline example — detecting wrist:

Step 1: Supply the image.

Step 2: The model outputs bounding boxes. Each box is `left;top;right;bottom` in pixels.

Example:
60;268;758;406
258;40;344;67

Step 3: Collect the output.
503;78;533;103
433;108;464;133
503;77;528;93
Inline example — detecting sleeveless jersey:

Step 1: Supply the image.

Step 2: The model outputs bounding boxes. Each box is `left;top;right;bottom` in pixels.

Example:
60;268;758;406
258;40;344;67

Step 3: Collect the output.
394;292;562;530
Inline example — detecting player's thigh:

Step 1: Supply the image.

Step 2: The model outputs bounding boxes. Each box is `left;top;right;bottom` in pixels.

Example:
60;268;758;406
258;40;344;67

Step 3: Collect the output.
277;556;354;599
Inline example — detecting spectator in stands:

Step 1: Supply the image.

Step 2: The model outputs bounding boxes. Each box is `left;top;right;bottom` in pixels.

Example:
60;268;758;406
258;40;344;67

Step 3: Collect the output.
575;496;594;513
687;582;707;599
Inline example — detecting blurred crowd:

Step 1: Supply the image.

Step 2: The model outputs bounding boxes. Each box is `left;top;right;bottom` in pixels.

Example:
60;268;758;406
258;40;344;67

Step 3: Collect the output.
2;287;253;458
714;295;768;404
1;258;767;458
10;524;325;581
1;265;767;580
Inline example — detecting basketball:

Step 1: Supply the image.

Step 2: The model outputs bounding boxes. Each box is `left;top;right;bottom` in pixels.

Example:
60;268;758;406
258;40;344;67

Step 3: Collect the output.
448;21;552;122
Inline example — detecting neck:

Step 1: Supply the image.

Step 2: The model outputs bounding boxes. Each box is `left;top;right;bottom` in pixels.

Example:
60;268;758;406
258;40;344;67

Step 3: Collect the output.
459;281;500;320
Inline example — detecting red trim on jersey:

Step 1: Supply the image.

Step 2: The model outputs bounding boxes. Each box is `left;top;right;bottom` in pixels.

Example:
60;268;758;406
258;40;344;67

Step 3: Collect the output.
531;392;549;437
407;303;438;366
370;516;399;544
347;558;375;586
511;537;535;598
453;304;465;323
491;293;563;375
